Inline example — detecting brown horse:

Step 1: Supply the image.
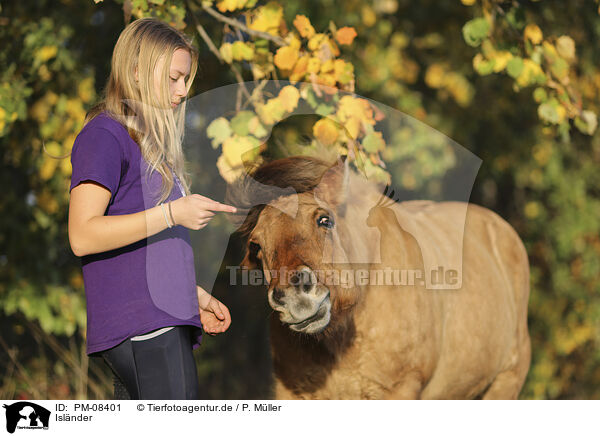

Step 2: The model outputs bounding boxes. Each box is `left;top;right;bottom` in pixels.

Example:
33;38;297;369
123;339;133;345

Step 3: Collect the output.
228;156;531;399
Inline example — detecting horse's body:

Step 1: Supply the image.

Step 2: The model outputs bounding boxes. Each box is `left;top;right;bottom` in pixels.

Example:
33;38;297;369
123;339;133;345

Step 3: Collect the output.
232;156;531;399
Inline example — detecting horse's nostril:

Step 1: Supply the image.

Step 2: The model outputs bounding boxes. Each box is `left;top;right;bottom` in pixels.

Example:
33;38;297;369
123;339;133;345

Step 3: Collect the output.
288;268;316;293
272;287;285;305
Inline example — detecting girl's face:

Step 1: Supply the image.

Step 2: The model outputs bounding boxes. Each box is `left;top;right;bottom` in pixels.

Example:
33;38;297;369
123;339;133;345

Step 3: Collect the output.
153;48;192;109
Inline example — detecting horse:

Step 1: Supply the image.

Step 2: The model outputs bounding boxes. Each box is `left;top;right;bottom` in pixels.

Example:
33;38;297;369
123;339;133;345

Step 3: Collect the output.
227;155;531;399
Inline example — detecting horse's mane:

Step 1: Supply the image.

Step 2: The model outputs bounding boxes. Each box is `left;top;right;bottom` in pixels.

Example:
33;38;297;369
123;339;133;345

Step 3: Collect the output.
226;156;337;238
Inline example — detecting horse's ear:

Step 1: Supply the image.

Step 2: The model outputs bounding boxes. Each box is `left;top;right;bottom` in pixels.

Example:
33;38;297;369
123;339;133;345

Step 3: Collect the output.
314;156;350;210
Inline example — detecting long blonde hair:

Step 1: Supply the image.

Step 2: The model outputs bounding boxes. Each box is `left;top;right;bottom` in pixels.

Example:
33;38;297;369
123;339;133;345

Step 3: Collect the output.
85;17;199;206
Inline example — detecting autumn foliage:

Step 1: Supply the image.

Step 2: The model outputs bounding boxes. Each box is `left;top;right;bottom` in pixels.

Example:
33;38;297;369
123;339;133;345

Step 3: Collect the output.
1;0;599;399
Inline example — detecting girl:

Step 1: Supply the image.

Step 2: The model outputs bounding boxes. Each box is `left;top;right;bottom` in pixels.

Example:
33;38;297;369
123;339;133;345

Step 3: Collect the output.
68;18;235;400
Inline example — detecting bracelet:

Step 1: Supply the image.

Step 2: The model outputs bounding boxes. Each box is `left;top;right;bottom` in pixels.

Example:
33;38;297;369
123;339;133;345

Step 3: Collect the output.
161;203;172;228
168;201;176;226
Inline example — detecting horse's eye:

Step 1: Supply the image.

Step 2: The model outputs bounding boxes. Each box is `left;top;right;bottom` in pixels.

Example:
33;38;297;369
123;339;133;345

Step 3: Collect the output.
317;215;335;229
249;241;261;254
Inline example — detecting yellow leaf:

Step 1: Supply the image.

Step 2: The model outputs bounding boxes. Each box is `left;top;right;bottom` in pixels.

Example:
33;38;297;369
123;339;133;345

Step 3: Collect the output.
248;2;283;36
425;63;446;88
461;0;476;5
491;51;513;72
77;77;95;103
222;134;258;168
335;27;357;45
274;45;299;70
307;57;321;74
313;118;339;145
36;45;57;62
516;59;545;87
278;85;300;112
556;35;575;61
220;43;233;64
216;0;247;13
555;104;566;123
333;59;346;76
38;64;51;81
293;15;315;38
542;41;558;59
289;55;308;82
216;154;240;184
287;33;302;51
308;33;327;51
336;95;375;125
316;72;336;89
66;98;85;120
247;116;268;138
327;39;340;58
251;63;270;80
361;5;376;27
344;117;360;139
524;24;543;45
60;154;72;177
256;98;286;125
40;143;61;181
444;73;474;107
320;59;334;74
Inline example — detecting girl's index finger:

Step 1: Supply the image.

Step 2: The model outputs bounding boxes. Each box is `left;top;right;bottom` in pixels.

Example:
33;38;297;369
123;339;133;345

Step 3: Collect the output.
193;194;236;213
205;202;237;213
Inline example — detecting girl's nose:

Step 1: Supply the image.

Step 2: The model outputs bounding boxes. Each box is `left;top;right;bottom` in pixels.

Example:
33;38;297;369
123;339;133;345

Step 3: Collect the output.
174;79;187;98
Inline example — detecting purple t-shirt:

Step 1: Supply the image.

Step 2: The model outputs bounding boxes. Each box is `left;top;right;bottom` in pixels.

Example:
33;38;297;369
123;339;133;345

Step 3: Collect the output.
69;112;203;355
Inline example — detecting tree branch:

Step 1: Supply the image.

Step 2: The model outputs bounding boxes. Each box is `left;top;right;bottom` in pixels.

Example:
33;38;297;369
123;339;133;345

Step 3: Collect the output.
187;1;255;106
186;0;224;63
201;3;287;47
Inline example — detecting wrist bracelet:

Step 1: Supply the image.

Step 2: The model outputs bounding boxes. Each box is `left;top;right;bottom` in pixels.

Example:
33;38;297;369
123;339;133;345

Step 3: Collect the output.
161;203;172;228
168;201;176;226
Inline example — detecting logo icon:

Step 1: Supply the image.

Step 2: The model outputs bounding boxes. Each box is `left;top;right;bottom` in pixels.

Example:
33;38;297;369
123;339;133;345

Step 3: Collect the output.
2;402;50;434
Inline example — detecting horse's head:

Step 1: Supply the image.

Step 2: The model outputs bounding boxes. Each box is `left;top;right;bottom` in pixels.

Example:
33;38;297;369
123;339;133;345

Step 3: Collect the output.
232;156;373;335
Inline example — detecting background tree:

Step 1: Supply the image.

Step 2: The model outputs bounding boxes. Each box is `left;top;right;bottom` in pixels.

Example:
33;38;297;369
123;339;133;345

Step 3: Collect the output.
0;0;598;399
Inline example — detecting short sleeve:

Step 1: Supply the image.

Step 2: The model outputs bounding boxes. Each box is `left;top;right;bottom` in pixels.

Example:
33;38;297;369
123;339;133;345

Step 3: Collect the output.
69;126;123;199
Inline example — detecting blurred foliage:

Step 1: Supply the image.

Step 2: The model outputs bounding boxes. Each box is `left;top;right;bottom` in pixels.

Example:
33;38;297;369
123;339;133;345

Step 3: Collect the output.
1;0;599;399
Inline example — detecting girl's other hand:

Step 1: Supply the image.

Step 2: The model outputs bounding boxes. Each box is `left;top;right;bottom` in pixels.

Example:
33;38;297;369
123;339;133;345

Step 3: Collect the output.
199;296;231;335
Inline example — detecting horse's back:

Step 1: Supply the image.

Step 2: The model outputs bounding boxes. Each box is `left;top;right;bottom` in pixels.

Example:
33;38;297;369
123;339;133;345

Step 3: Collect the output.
412;201;530;398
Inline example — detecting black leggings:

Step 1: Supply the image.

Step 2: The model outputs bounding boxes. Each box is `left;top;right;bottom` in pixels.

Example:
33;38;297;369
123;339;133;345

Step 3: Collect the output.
99;326;200;400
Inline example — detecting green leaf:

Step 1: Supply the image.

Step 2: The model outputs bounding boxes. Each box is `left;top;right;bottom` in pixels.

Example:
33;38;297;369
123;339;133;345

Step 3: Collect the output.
533;87;547;103
230;111;255;136
305;87;318;108
538;100;560;124
206;117;232;149
473;56;495;75
315;103;334;116
550;58;568;80
462;18;491;47
231;41;255;61
362;132;386;153
507;57;524;79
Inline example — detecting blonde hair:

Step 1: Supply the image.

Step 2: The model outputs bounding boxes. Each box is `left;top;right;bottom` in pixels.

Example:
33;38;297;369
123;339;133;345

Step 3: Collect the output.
85;17;199;206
